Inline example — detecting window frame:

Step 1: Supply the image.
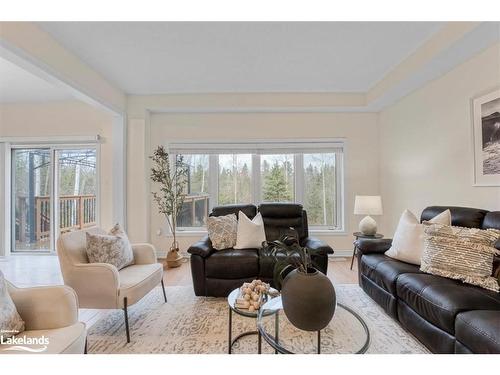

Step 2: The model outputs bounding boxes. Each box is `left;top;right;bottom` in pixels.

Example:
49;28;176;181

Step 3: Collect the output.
169;139;345;234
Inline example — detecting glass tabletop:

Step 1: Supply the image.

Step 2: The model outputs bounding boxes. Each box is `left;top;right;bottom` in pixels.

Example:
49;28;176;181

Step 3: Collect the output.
227;288;279;318
257;296;370;354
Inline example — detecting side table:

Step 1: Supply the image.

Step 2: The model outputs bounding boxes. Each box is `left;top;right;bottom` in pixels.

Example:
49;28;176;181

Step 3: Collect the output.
350;232;383;270
227;287;278;354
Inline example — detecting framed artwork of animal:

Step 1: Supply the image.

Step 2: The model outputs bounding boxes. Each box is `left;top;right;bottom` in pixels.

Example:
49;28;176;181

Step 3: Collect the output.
472;88;500;186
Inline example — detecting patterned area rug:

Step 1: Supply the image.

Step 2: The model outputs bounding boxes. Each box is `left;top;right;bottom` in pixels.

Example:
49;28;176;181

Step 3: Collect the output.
87;284;429;354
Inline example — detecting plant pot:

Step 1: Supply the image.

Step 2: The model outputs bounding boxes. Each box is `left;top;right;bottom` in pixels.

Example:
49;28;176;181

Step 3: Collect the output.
165;248;183;268
280;267;336;331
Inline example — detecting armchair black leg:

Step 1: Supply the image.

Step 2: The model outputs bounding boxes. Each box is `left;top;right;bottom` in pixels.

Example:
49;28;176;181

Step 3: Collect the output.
123;297;130;343
161;278;167;303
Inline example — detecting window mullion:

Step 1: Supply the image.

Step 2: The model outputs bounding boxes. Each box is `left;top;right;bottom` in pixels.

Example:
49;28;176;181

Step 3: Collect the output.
335;151;343;231
209;154;218;210
294;154;304;204
252;154;260;204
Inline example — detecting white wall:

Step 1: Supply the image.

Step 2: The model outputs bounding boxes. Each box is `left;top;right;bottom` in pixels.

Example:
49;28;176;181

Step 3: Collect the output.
137;112;379;256
0;100;115;255
379;43;500;235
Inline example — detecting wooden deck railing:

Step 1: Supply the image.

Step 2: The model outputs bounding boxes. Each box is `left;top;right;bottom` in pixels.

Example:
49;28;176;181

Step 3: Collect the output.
177;194;210;227
16;194;97;242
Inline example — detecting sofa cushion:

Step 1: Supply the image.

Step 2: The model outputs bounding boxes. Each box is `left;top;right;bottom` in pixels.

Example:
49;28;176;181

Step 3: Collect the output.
259;203;308;241
211;204;257;219
205;249;259;279
396;273;500;335
360;254;422;296
421;206;489;228
455;310;500;354
119;263;163;306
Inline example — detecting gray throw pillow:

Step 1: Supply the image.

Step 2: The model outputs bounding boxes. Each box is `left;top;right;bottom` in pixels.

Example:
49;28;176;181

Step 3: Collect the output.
207;214;238;250
86;223;134;270
0;270;25;339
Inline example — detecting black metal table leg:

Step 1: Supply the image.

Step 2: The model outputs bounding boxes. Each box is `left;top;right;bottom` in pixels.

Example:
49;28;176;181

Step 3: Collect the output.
317;330;321;354
228;307;232;354
350;242;357;270
274;313;279;354
258;331;262;354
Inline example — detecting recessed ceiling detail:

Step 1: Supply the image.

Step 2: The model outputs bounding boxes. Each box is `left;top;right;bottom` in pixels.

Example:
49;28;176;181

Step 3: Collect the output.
38;22;444;95
0;57;73;103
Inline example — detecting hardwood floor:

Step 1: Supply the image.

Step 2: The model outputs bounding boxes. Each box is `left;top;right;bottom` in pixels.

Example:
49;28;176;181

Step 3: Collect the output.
0;255;358;287
0;254;358;328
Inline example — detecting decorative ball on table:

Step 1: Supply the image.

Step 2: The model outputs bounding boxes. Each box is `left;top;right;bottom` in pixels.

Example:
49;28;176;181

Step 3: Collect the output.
354;195;383;236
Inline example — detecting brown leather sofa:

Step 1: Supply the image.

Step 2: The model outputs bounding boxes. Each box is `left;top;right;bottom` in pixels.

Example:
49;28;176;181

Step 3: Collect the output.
356;206;500;354
188;203;334;297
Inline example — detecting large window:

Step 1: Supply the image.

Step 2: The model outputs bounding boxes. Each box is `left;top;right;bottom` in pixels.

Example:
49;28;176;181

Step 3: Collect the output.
11;146;98;252
171;141;344;232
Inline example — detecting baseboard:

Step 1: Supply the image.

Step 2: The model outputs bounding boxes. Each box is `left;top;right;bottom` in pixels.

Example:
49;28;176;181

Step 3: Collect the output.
157;249;352;259
329;249;352;258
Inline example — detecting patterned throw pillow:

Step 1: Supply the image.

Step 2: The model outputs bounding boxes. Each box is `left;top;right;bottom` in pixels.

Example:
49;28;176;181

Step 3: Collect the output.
207;214;238;250
422;223;500;292
86;223;134;270
0;270;25;339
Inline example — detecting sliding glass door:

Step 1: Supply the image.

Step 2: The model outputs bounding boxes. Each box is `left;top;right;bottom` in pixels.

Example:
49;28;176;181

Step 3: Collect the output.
11;146;98;253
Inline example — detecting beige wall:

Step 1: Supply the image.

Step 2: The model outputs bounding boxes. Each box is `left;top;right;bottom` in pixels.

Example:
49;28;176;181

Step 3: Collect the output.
0;100;115;247
132;112;380;256
379;43;500;235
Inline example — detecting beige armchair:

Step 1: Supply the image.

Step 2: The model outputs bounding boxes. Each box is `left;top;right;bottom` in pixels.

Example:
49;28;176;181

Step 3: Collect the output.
56;227;166;343
1;282;86;354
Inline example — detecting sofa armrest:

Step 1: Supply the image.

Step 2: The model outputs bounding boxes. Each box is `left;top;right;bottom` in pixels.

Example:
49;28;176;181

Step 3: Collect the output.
66;263;120;308
355;238;393;255
132;243;157;264
7;283;79;331
301;237;334;256
188;235;215;258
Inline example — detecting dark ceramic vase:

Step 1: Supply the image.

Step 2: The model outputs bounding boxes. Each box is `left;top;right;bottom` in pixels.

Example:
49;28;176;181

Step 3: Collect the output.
280;267;336;331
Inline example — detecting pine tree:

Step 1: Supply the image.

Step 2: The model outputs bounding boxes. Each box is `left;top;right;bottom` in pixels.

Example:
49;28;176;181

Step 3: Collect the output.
262;162;292;202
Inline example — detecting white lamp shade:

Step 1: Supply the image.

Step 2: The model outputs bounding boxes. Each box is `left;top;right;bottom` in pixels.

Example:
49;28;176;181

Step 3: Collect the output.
354;195;383;215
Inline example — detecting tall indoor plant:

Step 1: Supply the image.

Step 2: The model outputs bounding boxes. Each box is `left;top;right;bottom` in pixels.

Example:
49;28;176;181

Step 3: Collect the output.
150;146;189;268
262;234;336;331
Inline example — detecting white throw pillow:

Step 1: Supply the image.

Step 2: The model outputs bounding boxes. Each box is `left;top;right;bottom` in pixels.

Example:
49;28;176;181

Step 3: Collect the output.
234;211;267;249
0;270;25;339
385;209;451;265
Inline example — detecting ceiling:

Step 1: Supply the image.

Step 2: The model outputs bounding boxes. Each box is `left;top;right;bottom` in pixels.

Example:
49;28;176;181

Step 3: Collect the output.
38;22;444;95
0;57;73;103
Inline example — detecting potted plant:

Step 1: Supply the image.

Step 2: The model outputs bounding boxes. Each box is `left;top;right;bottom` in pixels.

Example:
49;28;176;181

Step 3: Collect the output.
150;146;189;268
262;232;336;331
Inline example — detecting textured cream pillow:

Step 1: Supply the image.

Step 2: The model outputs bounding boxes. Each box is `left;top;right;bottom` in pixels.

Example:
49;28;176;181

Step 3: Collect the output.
422;223;500;292
385;209;451;265
86;223;134;270
0;270;25;339
234;211;267;249
207;214;238;250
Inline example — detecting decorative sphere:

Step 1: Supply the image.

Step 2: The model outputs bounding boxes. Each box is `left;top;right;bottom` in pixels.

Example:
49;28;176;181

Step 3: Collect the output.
359;215;377;236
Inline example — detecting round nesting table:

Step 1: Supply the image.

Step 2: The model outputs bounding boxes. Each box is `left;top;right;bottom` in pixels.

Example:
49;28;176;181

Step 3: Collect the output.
227;288;279;354
257;296;370;354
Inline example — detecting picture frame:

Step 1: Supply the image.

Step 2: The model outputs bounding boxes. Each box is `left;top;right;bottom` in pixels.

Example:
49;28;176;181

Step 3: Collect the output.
472;88;500;186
